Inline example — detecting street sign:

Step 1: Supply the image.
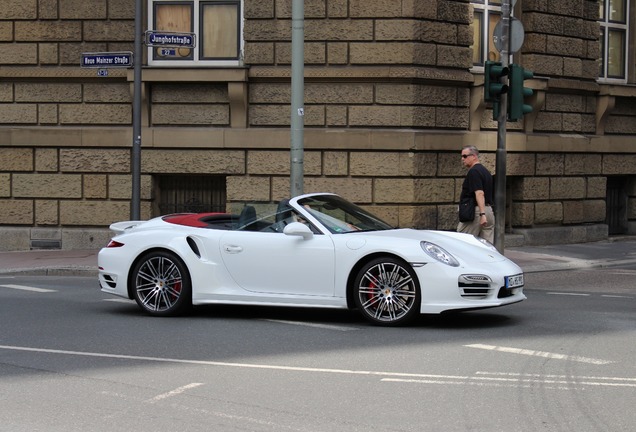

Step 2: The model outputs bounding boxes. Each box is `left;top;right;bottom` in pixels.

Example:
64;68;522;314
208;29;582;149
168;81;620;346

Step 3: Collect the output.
80;52;133;68
493;17;525;54
145;31;196;48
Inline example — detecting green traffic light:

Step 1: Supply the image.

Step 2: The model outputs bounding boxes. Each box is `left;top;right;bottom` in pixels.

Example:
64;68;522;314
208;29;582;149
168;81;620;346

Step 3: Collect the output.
484;61;509;103
508;64;534;121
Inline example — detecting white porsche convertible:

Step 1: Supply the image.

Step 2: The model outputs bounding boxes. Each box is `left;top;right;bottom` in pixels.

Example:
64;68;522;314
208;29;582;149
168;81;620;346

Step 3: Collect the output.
98;193;525;326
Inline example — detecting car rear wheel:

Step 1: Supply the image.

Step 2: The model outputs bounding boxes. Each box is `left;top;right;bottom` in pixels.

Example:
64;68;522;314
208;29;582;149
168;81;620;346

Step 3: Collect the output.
131;250;191;316
353;257;420;326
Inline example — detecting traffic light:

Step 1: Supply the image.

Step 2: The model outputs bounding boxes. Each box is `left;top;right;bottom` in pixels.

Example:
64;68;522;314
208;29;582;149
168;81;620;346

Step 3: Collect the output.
484;61;509;103
508;63;533;121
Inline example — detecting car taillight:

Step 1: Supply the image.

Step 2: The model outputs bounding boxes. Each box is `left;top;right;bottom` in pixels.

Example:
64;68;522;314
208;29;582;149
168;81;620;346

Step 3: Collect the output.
106;240;125;248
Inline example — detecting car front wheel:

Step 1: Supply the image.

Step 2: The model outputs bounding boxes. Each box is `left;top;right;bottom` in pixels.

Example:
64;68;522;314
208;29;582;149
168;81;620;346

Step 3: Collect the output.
131;250;192;316
354;257;420;326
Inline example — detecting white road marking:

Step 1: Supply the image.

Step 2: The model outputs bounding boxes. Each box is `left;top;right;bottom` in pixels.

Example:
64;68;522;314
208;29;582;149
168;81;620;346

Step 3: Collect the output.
547;292;590;296
0;284;57;293
262;319;360;331
465;343;614;365
601;294;633;299
147;383;204;403
384;371;636;390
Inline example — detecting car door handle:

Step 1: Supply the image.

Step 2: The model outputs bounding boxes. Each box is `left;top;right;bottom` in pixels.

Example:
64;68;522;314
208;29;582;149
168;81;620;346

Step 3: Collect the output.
223;245;243;254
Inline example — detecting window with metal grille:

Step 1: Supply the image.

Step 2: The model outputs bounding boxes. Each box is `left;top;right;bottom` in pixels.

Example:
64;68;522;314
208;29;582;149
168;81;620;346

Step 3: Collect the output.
157;175;226;215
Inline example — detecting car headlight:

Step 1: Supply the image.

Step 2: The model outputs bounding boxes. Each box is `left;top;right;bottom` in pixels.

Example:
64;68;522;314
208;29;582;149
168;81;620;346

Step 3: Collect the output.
420;241;460;267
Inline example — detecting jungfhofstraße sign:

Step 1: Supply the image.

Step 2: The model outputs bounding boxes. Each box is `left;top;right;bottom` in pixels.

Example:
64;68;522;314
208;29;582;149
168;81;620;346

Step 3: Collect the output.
144;31;196;48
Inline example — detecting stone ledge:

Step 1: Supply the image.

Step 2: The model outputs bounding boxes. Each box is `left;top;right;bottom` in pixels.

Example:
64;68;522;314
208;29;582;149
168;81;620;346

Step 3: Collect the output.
512;224;608;246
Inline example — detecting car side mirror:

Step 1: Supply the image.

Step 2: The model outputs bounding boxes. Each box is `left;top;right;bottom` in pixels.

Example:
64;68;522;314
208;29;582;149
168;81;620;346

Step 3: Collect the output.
283;222;313;239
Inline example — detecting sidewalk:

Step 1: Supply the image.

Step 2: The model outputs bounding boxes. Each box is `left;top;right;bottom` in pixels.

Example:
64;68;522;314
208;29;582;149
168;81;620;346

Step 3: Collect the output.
0;237;635;277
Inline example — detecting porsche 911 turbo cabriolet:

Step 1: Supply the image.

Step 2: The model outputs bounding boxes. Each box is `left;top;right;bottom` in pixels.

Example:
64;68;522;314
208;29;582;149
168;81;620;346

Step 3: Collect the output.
98;193;525;326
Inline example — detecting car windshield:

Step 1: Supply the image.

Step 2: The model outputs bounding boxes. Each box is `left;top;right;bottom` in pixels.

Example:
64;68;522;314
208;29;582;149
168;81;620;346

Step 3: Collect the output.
297;195;394;234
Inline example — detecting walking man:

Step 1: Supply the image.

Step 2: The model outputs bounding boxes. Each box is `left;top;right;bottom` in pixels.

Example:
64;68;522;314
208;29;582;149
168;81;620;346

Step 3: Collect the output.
457;145;494;243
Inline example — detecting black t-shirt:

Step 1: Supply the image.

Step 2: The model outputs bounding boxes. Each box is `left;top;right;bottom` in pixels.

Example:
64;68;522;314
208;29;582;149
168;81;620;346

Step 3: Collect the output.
460;163;493;205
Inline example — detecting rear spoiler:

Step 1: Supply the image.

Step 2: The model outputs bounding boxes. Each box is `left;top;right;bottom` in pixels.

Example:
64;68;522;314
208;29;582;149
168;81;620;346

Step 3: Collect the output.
109;220;145;235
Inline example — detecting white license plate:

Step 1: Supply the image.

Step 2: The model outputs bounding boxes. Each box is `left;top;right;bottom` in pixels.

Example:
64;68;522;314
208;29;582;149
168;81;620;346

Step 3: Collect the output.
505;273;524;289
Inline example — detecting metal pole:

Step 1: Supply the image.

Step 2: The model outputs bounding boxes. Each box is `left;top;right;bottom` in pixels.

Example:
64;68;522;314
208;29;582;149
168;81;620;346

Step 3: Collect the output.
290;0;304;197
131;0;142;219
494;0;511;253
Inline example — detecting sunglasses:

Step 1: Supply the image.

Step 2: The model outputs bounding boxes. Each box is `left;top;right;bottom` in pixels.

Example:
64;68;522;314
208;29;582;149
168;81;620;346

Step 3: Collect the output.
461;154;474;159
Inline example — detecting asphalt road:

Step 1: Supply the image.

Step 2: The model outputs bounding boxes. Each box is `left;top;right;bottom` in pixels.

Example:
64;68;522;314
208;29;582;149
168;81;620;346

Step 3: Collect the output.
1;266;635;432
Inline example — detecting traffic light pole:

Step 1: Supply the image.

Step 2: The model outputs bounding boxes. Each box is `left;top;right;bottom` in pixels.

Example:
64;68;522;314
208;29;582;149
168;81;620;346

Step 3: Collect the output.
494;0;511;253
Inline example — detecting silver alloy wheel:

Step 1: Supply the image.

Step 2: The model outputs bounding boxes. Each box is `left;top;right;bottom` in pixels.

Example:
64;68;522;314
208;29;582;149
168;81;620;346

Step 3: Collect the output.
134;253;186;314
355;258;419;325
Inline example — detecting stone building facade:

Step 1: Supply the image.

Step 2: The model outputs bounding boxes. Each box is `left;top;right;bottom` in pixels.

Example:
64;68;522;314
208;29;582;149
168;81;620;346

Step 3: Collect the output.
1;0;635;250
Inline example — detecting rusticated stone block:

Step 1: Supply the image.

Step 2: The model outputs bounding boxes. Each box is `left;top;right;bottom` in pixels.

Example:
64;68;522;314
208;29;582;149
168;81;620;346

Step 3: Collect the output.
398;205;438;229
605;116;636;135
375;84;460;106
350;42;435;65
35;148;58;172
275;42;326;64
564;153;601;175
506;153;535;176
512;177;550;201
436;107;469;129
403;0;438;19
375;20;421;41
60;201;130;225
545;93;585;112
437;45;471;68
307;83;373;104
13;174;82;198
437;1;471;23
305;20;373;41
0;83;11;102
349;106;435;127
244;20;290;41
152;104;229;126
586;177;607;199
249;105;324;126
438;204;459;230
374;178;454;203
84;174;107;199
534;112;562;132
304;177;373;203
15;22;82;41
511;202;536;226
350;0;401;17
326;106;348;127
248;151;321;176
38;104;58;124
602;154;636;175
537;153;564;175
524;54;564;77
0;174;10;197
327;42;348;64
108;0;135;19
83;21;133;41
0;148;34;171
244;42;274;64
245;0;274;18
1;0;37;19
1;42;37;64
60;0;106;19
59;104;131;125
39;43;59;64
584;199;606;223
108;175;151;200
59;42;107;64
550;177;586;200
249;84;289;103
547;35;584;57
60;149;130;172
275;0;325;18
84;83;132;103
563;200;585;224
351;152;416;177
15;83;81;102
0;200;33;225
534;201;562;225
0;104;37;123
151;84;227;103
563;58;583;78
327;0;348;17
369;205;399;227
39;0;57;19
142;150;245;174
35;200;58;225
323;151;348;176
226;176;271;201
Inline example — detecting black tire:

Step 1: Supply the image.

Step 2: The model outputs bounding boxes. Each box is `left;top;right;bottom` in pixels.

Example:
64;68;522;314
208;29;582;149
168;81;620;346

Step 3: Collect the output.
353;257;420;326
131;250;192;316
